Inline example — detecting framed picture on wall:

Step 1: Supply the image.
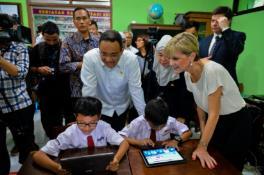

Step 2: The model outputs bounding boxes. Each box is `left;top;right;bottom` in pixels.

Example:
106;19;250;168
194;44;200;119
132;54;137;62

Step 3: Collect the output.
0;2;22;24
233;0;264;15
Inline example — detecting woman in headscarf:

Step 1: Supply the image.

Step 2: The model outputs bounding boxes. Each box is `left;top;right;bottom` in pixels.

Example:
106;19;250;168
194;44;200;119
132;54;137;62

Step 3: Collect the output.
153;35;196;124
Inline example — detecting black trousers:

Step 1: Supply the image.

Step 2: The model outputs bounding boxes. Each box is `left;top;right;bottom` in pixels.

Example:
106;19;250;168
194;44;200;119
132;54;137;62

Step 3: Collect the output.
0;105;38;165
0;120;9;175
101;109;129;132
210;106;252;171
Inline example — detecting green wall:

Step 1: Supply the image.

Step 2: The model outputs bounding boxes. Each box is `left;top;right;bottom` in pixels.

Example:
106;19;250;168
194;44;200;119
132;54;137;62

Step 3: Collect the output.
112;0;232;31
3;0;261;95
0;0;29;26
232;11;264;95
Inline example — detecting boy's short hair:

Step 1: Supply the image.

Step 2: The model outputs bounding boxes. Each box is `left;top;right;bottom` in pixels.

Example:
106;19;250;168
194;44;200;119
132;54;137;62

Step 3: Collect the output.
42;21;60;35
73;7;90;19
74;97;102;116
144;98;169;126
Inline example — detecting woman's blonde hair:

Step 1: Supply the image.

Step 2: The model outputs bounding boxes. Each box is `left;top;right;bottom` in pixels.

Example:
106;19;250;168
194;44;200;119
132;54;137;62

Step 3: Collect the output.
164;32;199;61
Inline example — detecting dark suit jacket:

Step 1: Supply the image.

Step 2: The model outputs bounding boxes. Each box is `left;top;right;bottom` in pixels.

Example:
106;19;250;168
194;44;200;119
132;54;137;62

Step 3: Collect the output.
199;28;246;84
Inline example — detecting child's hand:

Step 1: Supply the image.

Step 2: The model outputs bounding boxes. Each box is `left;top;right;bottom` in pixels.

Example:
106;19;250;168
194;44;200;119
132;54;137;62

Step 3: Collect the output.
55;164;71;175
139;138;155;147
161;139;180;150
106;157;119;171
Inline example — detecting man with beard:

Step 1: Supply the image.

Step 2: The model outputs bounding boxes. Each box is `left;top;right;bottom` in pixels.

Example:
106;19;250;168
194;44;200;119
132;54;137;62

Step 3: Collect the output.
31;21;70;139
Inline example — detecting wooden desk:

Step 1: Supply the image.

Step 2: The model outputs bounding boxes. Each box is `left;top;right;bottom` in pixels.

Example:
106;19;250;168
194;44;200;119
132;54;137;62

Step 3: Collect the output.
128;139;240;175
18;140;240;175
18;147;131;175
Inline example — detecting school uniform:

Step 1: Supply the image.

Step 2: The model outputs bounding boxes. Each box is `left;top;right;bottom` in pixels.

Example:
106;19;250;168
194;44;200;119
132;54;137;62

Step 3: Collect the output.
119;115;189;141
41;120;124;157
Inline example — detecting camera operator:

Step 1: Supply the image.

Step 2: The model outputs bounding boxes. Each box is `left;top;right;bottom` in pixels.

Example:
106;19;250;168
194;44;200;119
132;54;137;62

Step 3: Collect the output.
0;13;37;174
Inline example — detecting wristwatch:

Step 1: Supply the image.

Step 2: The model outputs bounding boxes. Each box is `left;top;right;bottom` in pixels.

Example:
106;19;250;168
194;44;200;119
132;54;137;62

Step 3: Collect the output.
174;137;183;144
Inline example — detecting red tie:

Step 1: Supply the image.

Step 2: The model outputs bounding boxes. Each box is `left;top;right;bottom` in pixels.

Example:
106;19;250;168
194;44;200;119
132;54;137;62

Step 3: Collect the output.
150;129;156;142
87;135;95;148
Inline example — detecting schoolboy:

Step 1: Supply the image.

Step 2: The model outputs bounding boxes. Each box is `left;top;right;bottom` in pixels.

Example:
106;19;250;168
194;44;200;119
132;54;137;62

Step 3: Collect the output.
32;97;129;174
119;98;192;149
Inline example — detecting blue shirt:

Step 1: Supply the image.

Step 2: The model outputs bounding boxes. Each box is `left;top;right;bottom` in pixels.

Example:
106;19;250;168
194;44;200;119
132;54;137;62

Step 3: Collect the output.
59;32;99;97
0;42;32;113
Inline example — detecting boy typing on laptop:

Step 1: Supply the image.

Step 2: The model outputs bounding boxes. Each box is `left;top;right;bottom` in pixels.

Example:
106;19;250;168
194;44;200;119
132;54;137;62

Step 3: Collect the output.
119;98;192;149
32;97;129;174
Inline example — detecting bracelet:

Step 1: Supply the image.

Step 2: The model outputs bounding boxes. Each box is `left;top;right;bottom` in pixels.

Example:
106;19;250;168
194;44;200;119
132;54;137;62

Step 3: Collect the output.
199;141;208;148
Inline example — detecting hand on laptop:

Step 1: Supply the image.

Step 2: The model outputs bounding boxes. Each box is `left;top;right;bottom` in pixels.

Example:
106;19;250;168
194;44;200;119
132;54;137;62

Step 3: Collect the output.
106;157;119;171
55;164;71;175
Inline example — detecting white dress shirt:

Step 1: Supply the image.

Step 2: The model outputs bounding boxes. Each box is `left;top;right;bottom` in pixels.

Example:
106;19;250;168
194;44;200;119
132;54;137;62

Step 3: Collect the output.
126;45;138;54
119;115;189;141
184;61;245;115
81;48;146;117
41;121;124;157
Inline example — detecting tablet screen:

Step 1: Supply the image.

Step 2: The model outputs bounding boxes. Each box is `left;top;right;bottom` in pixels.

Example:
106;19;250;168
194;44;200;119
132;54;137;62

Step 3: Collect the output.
140;147;185;167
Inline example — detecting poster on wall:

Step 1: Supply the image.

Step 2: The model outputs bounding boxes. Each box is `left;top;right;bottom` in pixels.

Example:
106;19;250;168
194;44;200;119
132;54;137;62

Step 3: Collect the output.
32;7;111;40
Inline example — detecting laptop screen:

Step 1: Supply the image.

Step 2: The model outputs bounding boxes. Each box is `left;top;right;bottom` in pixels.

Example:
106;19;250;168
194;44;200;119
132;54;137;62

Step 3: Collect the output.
60;152;114;175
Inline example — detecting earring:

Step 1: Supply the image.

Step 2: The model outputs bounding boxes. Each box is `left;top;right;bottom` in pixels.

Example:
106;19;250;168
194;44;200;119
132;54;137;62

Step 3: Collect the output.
190;61;193;67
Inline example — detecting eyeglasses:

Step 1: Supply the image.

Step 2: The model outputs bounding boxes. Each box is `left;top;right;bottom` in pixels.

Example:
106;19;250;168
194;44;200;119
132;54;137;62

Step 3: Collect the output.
77;121;98;128
75;16;90;21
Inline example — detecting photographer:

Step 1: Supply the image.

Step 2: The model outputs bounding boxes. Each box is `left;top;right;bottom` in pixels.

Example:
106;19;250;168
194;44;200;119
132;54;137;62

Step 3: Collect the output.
31;21;71;139
0;13;37;174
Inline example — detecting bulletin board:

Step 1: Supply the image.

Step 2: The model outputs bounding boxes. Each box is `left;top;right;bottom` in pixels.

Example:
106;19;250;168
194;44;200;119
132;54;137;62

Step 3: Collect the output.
31;7;111;40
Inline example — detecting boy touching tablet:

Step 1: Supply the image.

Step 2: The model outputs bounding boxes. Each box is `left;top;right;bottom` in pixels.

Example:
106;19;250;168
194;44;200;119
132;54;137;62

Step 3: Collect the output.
119;98;192;149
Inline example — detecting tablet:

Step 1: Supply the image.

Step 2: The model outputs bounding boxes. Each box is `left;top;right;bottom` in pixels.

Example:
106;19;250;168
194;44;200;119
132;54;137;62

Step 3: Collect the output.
140;147;186;167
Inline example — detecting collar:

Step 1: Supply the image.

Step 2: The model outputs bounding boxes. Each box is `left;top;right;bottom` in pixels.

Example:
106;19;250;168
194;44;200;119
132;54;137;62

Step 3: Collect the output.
213;33;222;38
74;31;92;43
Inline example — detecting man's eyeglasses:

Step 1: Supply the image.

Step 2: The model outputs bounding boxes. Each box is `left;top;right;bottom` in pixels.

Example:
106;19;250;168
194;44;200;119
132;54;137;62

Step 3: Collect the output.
77;121;98;128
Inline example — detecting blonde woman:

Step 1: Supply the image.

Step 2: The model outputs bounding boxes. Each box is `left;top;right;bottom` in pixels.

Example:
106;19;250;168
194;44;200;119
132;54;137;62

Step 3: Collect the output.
164;32;251;171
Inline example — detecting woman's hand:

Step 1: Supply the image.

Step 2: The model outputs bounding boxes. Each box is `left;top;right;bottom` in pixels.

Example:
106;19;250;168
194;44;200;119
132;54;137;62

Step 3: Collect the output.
192;145;217;169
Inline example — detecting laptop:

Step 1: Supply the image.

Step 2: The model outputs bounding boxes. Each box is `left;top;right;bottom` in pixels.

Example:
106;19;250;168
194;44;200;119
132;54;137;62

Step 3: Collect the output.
140;147;186;167
60;151;115;175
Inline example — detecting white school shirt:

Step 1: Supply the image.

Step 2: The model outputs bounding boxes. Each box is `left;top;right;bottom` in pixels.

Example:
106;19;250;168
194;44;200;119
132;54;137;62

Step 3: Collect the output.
41;121;124;157
184;61;245;115
81;48;146;117
119;115;189;141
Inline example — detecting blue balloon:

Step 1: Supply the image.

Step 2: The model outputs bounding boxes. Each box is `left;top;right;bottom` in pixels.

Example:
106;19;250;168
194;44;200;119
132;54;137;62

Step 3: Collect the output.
148;3;164;20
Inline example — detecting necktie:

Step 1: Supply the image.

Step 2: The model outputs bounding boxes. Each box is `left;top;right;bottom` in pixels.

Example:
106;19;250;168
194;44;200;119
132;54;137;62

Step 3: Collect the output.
150;129;156;142
209;36;220;56
87;135;95;148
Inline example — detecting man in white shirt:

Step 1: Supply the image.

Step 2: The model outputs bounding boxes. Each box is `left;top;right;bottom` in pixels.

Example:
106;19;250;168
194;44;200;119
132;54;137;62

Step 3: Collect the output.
123;31;138;54
81;30;146;131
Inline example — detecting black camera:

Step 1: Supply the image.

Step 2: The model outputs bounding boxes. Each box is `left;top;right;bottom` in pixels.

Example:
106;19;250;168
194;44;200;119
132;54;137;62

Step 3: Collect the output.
0;13;32;44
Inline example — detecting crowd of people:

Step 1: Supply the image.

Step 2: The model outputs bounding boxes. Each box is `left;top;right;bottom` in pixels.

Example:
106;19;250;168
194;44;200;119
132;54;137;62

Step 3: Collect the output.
0;5;251;175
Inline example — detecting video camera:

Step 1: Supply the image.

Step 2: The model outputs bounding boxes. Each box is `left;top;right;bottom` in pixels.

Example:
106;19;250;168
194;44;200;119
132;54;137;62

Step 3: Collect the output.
0;13;32;44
